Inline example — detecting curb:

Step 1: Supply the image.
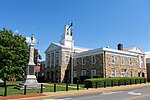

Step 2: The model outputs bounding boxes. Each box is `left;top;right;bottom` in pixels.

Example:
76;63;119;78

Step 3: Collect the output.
5;83;150;100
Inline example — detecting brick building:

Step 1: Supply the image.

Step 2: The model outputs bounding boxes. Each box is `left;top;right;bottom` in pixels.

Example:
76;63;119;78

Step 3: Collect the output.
146;52;150;81
44;24;147;83
74;44;147;81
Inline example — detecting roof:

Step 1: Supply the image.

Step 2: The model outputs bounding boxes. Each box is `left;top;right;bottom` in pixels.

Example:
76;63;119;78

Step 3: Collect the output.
74;46;142;58
45;42;91;53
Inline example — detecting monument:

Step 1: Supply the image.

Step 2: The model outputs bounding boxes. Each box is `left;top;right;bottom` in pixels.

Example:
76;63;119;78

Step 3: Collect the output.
16;34;41;90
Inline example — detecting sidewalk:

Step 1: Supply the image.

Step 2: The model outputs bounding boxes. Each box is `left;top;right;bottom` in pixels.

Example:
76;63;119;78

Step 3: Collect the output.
1;83;150;100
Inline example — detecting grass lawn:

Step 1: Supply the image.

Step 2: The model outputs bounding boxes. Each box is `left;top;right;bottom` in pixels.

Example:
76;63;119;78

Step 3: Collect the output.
0;81;80;96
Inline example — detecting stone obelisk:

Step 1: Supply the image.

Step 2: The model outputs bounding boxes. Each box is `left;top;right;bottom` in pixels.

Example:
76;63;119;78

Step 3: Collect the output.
16;34;41;90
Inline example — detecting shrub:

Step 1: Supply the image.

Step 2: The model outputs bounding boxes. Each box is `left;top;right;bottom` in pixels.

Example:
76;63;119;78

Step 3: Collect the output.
84;77;147;88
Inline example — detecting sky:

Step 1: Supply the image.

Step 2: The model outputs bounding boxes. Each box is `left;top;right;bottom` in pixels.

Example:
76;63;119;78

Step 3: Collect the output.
0;0;150;60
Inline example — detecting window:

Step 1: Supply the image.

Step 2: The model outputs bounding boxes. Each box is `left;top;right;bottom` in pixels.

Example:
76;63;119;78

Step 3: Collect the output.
55;51;59;65
51;53;54;66
82;57;85;65
140;56;145;68
65;52;70;64
91;69;96;78
65;52;70;56
129;58;133;65
65;56;70;64
130;70;134;77
121;69;126;77
91;55;96;64
74;59;77;66
81;70;86;76
111;69;116;77
73;71;77;77
112;55;115;64
121;56;125;65
47;54;50;67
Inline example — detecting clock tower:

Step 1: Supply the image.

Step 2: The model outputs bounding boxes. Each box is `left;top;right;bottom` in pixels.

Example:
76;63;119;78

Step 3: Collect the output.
60;25;74;48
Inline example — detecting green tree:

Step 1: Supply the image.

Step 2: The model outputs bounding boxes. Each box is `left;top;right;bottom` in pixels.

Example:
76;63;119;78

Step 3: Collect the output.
0;28;28;81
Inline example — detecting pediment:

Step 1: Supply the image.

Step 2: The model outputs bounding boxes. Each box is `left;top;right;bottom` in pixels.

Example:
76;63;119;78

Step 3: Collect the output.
45;43;61;53
125;46;143;54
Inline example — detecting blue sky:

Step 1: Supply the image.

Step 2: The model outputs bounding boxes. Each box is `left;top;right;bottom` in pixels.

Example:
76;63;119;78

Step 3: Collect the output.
1;0;150;60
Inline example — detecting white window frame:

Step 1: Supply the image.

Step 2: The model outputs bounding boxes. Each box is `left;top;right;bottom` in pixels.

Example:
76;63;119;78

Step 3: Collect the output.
91;69;96;78
82;57;85;65
112;55;115;64
55;51;59;65
65;52;70;64
129;58;133;66
73;71;77;77
81;70;86;76
74;59;77;66
121;69;126;77
121;56;125;65
111;69;116;77
130;70;134;77
65;56;70;64
91;55;96;64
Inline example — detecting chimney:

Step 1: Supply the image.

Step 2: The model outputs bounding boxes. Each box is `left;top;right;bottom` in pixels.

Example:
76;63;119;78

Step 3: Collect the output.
118;43;123;50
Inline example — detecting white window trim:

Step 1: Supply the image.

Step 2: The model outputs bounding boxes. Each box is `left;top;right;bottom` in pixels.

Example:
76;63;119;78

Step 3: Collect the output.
74;59;77;66
130;70;134;77
81;70;86;76
65;56;70;64
111;69;116;77
82;57;85;65
73;71;77;77
91;69;96;78
121;70;126;77
129;58;133;66
121;56;125;65
55;50;59;65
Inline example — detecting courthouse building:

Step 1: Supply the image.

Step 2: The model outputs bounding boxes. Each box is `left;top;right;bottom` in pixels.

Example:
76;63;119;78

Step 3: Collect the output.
44;24;147;83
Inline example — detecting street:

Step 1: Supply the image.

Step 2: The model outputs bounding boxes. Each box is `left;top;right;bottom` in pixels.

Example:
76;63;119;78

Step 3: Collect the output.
36;86;150;100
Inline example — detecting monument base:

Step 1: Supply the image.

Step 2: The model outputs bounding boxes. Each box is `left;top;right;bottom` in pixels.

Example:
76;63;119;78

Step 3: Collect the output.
15;75;41;90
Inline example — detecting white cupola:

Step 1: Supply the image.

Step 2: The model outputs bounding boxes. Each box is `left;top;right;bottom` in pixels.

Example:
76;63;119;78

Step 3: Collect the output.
59;25;74;47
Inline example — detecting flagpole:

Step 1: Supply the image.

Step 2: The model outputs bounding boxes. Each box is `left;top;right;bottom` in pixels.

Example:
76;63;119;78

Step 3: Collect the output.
70;22;73;84
71;39;74;84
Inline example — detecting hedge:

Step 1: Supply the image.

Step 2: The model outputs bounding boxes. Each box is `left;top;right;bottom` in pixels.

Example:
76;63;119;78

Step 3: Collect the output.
84;77;147;88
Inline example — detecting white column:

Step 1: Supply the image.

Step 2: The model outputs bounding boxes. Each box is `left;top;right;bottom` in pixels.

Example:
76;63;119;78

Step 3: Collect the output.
139;55;141;68
50;53;51;67
144;55;146;68
54;52;55;67
59;50;62;66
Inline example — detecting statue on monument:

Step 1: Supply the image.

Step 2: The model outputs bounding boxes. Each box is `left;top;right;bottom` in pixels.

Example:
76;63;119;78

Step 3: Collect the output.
16;34;41;90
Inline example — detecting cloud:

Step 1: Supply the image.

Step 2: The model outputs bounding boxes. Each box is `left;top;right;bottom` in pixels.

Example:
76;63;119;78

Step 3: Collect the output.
14;30;19;34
